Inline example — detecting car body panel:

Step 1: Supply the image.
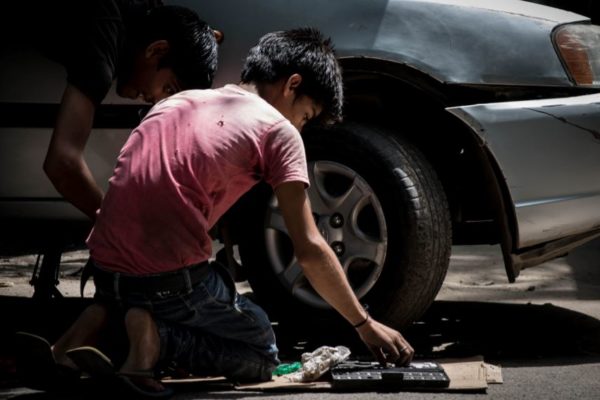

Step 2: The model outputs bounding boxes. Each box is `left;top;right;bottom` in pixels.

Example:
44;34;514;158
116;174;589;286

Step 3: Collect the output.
2;0;589;222
1;0;600;277
179;0;587;87
0;53;136;219
448;93;600;248
0;126;129;219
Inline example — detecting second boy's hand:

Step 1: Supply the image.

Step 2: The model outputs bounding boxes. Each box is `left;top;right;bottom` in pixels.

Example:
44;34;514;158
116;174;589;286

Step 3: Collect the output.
274;182;415;366
355;317;414;366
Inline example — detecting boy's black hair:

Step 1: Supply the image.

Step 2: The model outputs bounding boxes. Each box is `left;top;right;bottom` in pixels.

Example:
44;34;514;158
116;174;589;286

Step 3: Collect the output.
241;28;343;124
134;5;218;89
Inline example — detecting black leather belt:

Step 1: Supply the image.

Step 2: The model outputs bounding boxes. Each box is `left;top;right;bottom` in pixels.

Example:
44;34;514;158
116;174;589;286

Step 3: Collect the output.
91;261;210;298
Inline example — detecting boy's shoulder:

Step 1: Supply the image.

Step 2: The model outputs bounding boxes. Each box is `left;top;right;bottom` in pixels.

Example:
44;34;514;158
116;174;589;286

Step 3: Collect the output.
164;85;267;109
151;85;291;132
179;85;287;122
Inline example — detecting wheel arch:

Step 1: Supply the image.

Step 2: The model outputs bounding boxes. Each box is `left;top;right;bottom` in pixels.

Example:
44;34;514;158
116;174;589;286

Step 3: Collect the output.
339;57;519;280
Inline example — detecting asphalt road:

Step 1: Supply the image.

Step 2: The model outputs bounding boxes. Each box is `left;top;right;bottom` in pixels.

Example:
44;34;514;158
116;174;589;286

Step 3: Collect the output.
1;239;599;399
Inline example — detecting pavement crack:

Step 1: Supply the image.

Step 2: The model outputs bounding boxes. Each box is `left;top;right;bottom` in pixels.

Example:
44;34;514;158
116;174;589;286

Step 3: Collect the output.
526;108;600;141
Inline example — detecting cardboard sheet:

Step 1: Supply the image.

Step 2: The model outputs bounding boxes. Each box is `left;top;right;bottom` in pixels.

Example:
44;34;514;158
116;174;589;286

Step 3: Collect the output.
160;356;502;392
235;356;502;392
437;356;489;391
484;362;504;384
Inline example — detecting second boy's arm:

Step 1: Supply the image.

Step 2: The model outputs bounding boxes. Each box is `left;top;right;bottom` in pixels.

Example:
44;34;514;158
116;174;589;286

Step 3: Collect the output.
43;84;104;220
275;181;414;365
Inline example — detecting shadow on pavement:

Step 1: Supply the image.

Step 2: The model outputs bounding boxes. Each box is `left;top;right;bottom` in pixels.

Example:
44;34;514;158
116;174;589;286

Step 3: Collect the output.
1;296;599;394
274;300;600;368
411;301;600;366
0;389;273;400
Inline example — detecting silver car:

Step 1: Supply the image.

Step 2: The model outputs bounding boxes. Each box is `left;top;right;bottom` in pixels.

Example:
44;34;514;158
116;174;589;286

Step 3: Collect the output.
1;0;599;327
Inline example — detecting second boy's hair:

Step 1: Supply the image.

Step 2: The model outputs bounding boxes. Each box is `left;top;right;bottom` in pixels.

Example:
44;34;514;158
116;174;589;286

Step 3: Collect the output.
135;5;218;90
241;28;343;124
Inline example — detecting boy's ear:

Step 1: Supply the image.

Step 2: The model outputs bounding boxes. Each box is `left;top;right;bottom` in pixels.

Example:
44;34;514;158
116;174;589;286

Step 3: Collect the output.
213;29;224;44
145;40;170;59
283;73;303;98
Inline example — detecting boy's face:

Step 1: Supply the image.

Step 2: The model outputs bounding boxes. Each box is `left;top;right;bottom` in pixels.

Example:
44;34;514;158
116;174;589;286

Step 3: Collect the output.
262;74;323;131
117;40;182;104
282;95;322;131
118;66;181;104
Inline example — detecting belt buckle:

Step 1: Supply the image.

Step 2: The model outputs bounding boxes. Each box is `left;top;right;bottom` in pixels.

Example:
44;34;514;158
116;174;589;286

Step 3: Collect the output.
154;289;178;299
153;275;187;298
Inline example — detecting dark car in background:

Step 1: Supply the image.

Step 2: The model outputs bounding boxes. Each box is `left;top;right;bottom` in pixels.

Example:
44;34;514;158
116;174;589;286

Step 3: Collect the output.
1;0;600;327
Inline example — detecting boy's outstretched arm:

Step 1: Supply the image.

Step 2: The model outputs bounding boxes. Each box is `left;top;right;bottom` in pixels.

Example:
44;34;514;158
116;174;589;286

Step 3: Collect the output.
275;181;414;365
43;84;104;220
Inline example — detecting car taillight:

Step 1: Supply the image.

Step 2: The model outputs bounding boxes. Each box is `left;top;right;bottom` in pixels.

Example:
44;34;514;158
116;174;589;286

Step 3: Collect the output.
554;24;600;87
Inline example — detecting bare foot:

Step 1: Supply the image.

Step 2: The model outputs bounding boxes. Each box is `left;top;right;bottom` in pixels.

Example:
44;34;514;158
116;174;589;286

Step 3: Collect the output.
121;373;167;393
120;307;161;375
52;303;109;369
119;308;167;394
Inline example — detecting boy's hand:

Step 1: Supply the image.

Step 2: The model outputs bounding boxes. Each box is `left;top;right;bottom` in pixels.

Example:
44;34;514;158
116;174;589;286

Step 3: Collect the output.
355;317;414;366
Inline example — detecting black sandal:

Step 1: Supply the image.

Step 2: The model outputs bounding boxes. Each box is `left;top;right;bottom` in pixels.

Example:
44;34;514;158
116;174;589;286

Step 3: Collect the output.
15;332;81;392
67;346;174;399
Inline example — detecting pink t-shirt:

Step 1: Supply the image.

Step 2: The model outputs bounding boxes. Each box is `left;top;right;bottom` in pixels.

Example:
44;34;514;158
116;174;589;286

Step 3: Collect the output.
87;85;309;275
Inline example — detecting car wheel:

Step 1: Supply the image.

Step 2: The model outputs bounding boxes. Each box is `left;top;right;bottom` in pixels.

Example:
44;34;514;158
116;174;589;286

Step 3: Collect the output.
238;122;451;328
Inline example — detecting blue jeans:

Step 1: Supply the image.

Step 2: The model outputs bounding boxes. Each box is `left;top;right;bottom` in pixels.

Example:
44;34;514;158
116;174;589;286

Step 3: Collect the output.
93;261;279;382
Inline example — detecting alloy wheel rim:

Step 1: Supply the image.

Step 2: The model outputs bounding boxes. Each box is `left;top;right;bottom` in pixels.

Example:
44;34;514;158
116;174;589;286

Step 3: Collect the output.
264;160;388;308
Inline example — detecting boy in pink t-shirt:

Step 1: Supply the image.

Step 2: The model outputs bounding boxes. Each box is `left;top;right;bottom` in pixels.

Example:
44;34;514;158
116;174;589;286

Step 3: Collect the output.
20;28;414;396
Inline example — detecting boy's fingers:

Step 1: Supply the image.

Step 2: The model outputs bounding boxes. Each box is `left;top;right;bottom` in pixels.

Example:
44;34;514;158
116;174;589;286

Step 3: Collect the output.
370;346;387;366
396;344;414;366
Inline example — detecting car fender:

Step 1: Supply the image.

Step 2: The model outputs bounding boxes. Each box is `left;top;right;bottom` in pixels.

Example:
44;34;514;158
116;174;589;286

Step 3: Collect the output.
448;93;600;277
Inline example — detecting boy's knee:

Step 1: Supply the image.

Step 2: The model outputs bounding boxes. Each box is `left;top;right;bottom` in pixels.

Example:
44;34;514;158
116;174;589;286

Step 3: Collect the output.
87;302;109;315
80;303;110;324
124;307;153;327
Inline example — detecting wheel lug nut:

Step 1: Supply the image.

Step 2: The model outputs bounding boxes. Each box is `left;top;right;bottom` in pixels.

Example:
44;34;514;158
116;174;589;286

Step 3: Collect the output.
331;241;345;256
330;213;344;228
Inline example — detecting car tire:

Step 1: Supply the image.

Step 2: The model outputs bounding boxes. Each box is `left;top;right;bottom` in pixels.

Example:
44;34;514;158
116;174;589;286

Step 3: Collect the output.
238;122;451;328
